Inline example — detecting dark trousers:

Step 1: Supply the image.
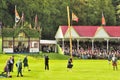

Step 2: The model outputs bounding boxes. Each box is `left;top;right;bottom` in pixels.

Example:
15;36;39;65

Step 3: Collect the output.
45;64;49;70
17;68;23;76
11;64;14;72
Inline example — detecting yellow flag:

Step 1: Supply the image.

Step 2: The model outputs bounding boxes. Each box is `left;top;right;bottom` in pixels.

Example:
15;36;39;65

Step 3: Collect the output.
72;12;78;22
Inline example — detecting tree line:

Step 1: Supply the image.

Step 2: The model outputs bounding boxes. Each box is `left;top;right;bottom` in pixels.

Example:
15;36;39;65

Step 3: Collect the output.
0;0;120;39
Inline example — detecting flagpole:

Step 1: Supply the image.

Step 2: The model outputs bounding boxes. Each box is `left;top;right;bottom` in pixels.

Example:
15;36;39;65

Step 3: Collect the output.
15;5;16;28
67;6;73;58
34;14;37;29
22;12;24;26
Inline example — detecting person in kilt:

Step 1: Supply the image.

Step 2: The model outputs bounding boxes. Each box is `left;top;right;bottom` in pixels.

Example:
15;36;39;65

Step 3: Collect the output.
67;58;73;70
112;54;118;70
44;55;49;70
23;56;30;71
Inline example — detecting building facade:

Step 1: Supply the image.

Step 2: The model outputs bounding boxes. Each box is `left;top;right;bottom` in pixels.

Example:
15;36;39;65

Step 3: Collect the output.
2;27;40;53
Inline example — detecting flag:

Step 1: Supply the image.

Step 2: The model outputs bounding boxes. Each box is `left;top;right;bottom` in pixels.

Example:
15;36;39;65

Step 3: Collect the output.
101;12;106;25
21;12;24;25
34;14;38;29
72;12;78;22
15;5;20;23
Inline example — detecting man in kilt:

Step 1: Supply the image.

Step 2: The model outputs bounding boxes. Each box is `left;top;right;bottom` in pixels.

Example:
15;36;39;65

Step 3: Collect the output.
23;56;30;71
112;54;118;70
67;58;73;70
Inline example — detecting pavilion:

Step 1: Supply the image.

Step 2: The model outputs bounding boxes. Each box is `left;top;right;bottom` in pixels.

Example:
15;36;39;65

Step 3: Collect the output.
55;26;120;53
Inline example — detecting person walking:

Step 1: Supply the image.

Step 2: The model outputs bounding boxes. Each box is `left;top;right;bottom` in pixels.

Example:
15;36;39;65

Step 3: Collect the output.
16;58;23;77
7;57;13;77
23;56;30;71
1;58;12;78
44;55;49;70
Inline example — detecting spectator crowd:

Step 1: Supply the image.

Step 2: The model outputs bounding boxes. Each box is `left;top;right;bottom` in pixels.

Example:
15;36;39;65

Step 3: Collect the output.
60;41;120;59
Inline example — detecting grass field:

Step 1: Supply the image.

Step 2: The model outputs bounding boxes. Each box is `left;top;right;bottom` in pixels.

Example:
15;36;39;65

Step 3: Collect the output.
0;53;120;80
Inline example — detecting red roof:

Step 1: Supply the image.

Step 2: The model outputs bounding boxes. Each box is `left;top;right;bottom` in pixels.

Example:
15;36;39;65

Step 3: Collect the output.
74;26;98;37
60;26;120;37
104;26;120;37
61;26;68;35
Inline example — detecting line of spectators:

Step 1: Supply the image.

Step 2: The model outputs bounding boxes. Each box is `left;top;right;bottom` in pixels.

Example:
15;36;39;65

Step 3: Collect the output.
61;41;120;59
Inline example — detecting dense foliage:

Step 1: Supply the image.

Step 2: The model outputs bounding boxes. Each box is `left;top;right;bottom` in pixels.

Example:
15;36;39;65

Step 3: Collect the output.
0;0;120;39
2;24;40;38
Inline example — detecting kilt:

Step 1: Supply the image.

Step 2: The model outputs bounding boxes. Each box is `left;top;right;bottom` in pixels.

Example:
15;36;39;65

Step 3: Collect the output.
112;62;117;66
24;63;28;67
67;64;73;68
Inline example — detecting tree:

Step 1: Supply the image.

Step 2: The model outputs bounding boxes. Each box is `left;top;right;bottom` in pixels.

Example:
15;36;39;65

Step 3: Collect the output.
0;0;118;39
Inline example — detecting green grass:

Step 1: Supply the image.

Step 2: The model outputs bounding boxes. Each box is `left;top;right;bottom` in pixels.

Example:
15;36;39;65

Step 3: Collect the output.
0;54;120;80
0;37;2;53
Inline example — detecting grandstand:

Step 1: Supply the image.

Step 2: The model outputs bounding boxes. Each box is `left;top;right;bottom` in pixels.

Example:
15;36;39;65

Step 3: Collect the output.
55;26;120;59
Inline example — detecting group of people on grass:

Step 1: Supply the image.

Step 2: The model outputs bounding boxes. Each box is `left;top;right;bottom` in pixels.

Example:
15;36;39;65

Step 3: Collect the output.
67;54;118;71
1;53;118;78
1;56;14;77
1;55;30;78
66;54;118;71
1;54;50;78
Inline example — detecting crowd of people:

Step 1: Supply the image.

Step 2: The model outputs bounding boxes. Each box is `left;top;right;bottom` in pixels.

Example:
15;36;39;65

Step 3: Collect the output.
14;45;29;53
62;41;120;60
1;41;120;78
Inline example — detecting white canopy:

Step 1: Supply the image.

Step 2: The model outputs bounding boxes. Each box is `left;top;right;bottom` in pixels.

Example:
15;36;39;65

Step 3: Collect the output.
40;40;57;44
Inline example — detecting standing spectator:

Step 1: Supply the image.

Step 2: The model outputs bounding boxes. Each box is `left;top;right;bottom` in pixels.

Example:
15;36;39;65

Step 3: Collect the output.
11;56;14;72
7;57;13;77
67;58;73;70
107;53;111;65
112;55;118;70
44;55;49;70
16;58;23;77
1;64;8;76
23;56;30;71
1;59;12;78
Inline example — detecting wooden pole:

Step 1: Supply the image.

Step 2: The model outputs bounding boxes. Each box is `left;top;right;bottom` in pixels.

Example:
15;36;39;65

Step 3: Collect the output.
67;6;72;58
15;5;16;28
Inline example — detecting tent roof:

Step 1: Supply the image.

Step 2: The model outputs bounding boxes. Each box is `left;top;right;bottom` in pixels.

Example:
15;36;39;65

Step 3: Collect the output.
40;40;57;44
